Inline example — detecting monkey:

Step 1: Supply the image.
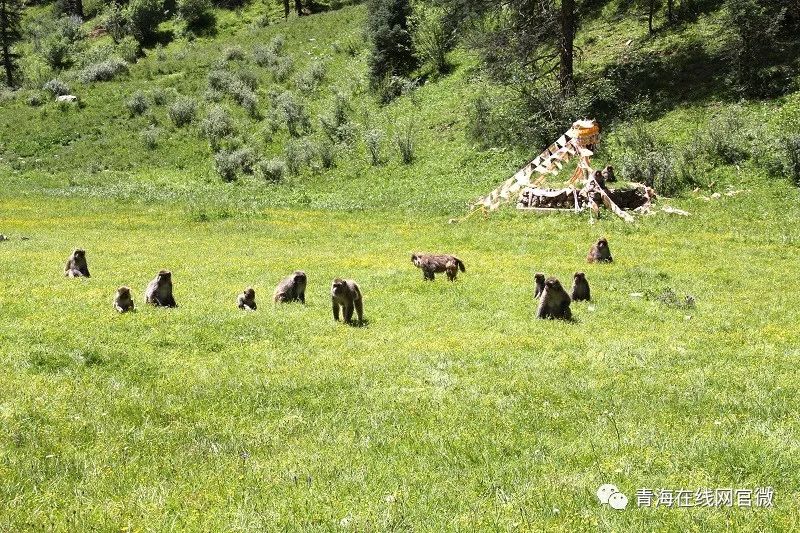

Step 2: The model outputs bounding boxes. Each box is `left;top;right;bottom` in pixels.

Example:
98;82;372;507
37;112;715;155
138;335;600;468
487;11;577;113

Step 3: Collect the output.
536;277;572;320
592;169;606;189
602;164;616;183
411;253;465;281
64;248;90;278
331;278;363;325
113;286;135;313
587;237;613;263
534;272;546;298
570;272;591;301
237;287;257;311
272;271;307;303
144;270;177;307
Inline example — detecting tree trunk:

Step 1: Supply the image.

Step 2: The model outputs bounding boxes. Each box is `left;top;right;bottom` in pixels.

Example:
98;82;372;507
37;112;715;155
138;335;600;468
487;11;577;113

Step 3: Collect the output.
74;0;84;19
667;0;673;22
283;0;289;18
294;0;303;15
648;0;655;33
559;0;575;96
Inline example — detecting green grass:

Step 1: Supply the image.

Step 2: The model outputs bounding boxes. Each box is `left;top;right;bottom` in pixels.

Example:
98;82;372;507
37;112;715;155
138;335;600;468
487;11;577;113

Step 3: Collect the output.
1;178;800;529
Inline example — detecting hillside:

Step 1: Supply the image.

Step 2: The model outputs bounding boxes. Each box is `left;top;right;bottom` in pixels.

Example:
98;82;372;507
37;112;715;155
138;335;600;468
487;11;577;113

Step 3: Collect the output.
2;0;800;530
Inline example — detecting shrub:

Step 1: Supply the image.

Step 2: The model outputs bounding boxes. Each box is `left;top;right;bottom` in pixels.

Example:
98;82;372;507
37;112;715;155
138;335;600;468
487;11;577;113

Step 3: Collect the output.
236;68;259;91
276;91;311;137
611;123;686;196
79;57;128;82
317;140;337;169
367;0;416;91
213;146;255;181
698;108;750;165
268;34;286;54
223;46;245;61
125;0;165;45
782;135;800;186
410;4;453;74
103;3;128;43
364;128;384;166
201;105;235;142
140;126;161;149
27;93;45;107
207;69;236;91
467;93;493;146
150;87;170;105
256;158;287;182
126;90;149;115
320;92;353;142
394;119;414;164
43;78;70;96
252;44;278;67
41;36;72;70
270;56;294;82
178;0;214;30
116;36;140;63
284;139;312;175
168;96;197;126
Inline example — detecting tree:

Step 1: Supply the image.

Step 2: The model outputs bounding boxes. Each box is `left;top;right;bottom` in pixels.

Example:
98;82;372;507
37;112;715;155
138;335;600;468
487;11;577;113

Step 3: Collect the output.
367;0;416;90
0;0;21;87
559;0;576;95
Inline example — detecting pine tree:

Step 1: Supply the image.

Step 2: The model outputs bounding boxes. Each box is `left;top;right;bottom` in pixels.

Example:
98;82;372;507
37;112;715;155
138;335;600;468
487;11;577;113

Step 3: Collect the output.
0;0;21;87
367;0;416;90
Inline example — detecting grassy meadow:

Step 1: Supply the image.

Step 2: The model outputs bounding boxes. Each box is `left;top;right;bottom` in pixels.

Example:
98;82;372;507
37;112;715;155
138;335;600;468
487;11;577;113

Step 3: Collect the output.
2;0;800;529
1;180;800;529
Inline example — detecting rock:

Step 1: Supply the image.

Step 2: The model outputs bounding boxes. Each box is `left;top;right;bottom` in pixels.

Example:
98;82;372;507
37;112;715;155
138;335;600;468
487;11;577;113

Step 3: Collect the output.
56;95;78;103
0;234;8;241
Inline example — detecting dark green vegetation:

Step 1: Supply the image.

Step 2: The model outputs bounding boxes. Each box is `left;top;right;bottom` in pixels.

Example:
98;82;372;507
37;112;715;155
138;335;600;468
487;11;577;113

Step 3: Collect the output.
1;0;800;529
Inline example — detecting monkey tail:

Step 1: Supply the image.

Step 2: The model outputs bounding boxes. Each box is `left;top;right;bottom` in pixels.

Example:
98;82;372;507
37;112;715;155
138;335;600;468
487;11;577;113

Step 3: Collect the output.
456;258;465;272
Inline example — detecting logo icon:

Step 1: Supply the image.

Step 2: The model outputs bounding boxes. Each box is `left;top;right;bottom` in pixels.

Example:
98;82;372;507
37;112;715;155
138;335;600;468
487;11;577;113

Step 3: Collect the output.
597;484;628;510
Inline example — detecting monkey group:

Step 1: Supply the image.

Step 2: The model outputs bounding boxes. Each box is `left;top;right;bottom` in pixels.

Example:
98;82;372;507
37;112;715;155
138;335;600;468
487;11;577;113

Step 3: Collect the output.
65;236;614;325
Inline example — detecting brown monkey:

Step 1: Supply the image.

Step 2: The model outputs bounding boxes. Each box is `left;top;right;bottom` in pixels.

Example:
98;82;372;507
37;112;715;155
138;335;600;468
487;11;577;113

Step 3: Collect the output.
237;287;257;311
587;237;613;263
411;253;465;281
592;169;606;189
536;277;572;320
273;271;307;303
534;272;546;298
602;164;616;183
114;286;135;313
570;272;591;301
331;278;363;325
144;270;177;307
64;248;90;277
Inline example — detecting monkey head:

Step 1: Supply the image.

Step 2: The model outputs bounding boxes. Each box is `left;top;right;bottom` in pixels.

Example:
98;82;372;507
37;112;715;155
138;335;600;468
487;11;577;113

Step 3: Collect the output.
157;270;172;281
117;286;131;297
593;170;603;179
597;238;608;249
544;277;564;291
244;287;255;298
293;271;307;283
534;273;545;283
74;248;86;258
331;278;347;294
574;272;586;282
410;254;418;264
605;165;614;172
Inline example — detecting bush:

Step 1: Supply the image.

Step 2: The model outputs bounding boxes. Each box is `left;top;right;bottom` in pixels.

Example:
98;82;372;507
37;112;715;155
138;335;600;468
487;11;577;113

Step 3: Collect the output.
168;96;197;126
126;90;149;115
410;4;453;74
284;139;313;175
223;46;245;61
41;36;72;70
318;140;336;168
698;107;751;165
125;0;165;45
207;69;236;91
79;57;128;82
201;105;235;143
43;78;70;96
116;36;140;63
276;91;311;137
150;87;170;105
320;92;355;143
467;93;492;146
213;146;255;181
27;93;45;107
367;0;416;92
364;128;384;166
252;45;278;67
782;135;800;186
178;0;214;30
256;158;287;182
268;34;286;55
140;126;161;149
103;3;128;43
394;119;414;164
270;56;294;82
611;123;686;196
